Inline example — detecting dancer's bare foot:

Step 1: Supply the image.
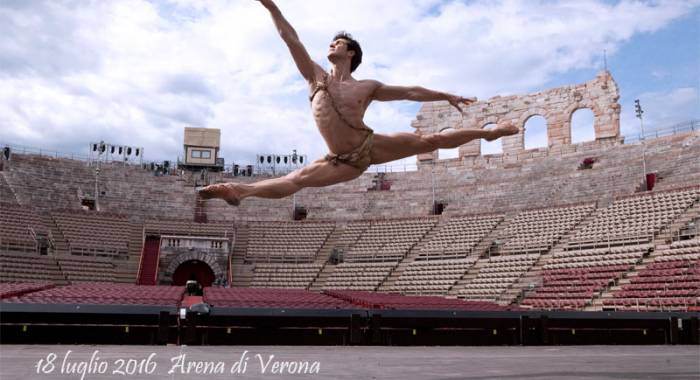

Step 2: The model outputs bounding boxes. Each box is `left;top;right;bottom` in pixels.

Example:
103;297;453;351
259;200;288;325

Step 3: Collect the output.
485;122;519;141
198;183;243;206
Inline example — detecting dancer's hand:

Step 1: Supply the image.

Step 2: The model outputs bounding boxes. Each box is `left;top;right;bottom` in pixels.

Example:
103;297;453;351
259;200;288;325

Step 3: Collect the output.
446;94;477;114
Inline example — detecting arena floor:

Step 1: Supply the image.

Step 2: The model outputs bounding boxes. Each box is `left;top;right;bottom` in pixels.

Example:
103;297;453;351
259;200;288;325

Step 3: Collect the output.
1;345;698;379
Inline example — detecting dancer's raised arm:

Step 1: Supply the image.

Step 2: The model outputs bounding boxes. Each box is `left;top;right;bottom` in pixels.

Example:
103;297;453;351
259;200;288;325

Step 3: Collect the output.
257;0;321;82
372;82;477;113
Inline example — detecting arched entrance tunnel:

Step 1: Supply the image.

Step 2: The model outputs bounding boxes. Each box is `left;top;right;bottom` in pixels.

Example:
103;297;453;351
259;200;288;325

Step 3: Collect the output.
172;260;215;287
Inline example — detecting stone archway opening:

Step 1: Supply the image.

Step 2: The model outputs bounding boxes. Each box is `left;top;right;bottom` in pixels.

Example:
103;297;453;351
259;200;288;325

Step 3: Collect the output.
480;123;503;155
524;115;548;150
571;108;596;144
172;260;215;287
438;127;460;160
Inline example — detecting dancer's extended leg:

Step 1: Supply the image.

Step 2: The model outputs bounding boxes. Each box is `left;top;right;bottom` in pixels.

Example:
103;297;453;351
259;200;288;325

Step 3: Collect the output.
198;159;362;205
370;122;519;165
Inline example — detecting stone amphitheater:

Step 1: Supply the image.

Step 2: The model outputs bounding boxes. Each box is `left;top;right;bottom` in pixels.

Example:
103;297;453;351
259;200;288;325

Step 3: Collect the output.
1;71;698;316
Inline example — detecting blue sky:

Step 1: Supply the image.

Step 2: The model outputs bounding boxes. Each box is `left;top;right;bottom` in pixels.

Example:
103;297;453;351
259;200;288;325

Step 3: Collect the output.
0;0;698;167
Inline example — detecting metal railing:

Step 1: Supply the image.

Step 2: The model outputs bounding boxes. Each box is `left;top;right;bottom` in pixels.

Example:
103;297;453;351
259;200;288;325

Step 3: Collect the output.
623;119;699;144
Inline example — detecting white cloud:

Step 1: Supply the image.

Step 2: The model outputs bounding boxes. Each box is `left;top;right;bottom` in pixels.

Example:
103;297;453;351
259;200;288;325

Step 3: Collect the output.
0;0;698;166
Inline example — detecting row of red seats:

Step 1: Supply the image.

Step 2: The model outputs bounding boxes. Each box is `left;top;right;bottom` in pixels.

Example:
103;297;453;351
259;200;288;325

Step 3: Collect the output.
204;288;354;309
2;283;183;306
323;290;519;311
0;282;55;299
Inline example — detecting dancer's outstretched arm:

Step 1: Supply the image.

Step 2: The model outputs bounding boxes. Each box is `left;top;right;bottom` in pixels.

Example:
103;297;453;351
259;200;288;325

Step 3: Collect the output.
372;82;476;113
257;0;322;82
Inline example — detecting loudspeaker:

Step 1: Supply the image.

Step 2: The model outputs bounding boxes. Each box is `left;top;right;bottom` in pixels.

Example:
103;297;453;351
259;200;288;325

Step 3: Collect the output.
3;147;10;160
233;164;240;176
118;146;123;155
127;147;132;155
246;165;253;176
92;144;98;152
135;148;140;157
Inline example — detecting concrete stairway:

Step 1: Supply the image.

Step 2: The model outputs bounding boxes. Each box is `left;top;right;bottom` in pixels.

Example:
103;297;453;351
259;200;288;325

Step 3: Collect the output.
307;224;346;292
589;199;700;311
230;224;253;287
444;216;517;299
308;263;336;292
43;214;70;256
472;214;515;257
446;259;484;298
377;217;447;292
496;205;600;305
315;223;344;262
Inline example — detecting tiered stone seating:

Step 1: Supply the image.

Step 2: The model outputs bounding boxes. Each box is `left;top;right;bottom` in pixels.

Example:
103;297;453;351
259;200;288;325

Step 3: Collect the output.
323;290;519;311
245;221;334;262
335;221;370;250
52;211;130;257
203;287;353;309
603;238;700;311
499;204;594;253
250;263;322;289
0;282;54;299
459;254;540;301
392;257;477;295
0;202;46;252
646;132;700;190
2;154;92;211
323;262;397;291
0;175;18;204
0;251;65;282
343;218;436;262
568;188;699;248
2;283;183;306
521;245;650;310
418;214;502;259
145;218;234;237
57;256;116;283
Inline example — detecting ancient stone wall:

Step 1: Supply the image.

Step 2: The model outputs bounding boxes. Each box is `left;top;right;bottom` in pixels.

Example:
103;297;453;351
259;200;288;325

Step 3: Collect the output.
410;71;621;161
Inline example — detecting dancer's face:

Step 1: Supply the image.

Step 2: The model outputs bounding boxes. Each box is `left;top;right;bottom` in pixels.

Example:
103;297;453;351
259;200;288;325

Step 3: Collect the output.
327;39;354;62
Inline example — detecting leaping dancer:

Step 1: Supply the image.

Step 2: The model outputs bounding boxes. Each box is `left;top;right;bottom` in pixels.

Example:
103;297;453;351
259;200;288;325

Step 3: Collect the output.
199;0;519;206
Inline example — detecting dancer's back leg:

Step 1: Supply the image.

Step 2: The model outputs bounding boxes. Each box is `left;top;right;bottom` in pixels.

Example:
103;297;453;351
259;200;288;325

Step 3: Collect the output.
199;159;363;205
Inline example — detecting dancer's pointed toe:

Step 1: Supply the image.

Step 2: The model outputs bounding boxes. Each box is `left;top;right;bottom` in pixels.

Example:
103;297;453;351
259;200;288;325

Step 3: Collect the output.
196;183;242;206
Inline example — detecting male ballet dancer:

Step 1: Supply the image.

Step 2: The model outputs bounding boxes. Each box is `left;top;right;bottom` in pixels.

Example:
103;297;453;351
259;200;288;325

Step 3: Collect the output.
199;0;519;205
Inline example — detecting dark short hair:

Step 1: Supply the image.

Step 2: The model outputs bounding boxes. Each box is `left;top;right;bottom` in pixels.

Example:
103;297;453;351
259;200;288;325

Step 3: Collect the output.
333;31;362;72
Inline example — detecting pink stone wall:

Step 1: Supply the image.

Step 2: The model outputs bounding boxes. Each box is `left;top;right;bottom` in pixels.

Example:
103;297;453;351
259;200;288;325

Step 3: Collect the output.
411;71;621;161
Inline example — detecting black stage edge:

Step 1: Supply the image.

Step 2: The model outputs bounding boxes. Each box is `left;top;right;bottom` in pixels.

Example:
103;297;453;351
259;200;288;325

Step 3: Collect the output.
1;303;698;346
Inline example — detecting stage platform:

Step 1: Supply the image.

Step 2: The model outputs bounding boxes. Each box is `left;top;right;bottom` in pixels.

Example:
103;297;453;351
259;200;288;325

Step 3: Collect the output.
1;302;698;346
0;344;698;379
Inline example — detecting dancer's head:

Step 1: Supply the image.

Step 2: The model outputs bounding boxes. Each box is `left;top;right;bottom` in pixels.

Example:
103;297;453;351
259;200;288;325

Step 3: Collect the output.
328;31;362;72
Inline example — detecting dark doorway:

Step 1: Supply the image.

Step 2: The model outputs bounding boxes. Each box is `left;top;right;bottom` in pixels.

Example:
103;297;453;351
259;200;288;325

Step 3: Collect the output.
172;260;215;287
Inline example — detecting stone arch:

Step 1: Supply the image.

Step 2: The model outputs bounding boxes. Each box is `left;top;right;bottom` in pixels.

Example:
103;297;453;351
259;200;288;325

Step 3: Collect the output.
411;71;621;159
164;251;225;280
438;126;460;160
569;107;596;144
520;110;549;150
565;102;603;143
480;119;503;155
